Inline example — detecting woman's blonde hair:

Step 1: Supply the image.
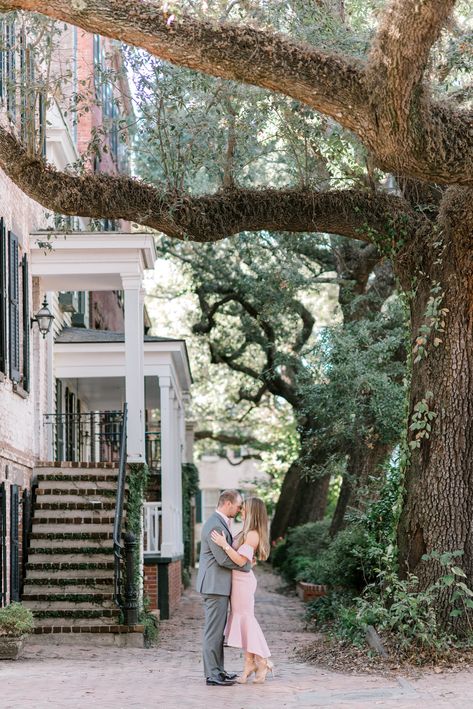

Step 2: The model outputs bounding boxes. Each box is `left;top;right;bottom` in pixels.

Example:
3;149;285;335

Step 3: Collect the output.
238;497;270;561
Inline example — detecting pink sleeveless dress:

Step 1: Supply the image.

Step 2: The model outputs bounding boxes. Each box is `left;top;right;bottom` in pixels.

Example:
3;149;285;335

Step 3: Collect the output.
224;542;271;658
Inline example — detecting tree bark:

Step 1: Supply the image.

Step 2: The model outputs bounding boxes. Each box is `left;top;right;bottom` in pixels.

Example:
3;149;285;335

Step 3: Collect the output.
0;0;469;185
330;442;392;536
397;187;473;628
270;431;331;541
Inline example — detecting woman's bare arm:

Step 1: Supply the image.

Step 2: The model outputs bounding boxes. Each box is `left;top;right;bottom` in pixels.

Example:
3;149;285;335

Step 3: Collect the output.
210;529;259;567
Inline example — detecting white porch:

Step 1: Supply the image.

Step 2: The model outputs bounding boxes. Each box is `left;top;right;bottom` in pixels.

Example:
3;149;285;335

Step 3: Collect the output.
30;231;192;561
53;328;192;559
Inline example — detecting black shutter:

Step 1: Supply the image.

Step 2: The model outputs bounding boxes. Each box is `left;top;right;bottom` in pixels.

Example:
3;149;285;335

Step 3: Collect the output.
10;484;20;602
0;218;7;375
55;379;64;461
22;254;30;392
8;231;20;382
0;482;7;606
21;488;32;595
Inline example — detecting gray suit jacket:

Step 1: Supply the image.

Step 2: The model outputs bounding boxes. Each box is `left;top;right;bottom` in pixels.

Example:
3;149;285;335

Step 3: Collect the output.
196;511;251;596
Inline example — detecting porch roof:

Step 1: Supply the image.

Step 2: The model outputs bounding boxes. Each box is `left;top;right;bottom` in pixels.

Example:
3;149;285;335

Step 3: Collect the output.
54;327;192;395
30;231;157;291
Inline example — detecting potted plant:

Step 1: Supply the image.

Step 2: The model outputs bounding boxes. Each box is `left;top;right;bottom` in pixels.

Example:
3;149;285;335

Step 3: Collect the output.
0;603;35;660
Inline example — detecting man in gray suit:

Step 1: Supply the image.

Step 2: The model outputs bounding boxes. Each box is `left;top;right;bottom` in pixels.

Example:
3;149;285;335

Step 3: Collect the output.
196;489;251;686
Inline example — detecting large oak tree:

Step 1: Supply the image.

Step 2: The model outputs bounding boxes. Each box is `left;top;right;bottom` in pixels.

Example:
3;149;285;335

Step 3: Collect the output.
0;0;472;625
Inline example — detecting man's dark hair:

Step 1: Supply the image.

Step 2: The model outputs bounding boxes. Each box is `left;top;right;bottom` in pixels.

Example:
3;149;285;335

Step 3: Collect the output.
218;489;241;507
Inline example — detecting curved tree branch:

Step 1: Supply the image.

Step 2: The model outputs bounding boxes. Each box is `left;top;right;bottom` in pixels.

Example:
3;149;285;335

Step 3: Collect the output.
0;125;419;244
368;0;456;126
0;0;471;185
0;0;367;132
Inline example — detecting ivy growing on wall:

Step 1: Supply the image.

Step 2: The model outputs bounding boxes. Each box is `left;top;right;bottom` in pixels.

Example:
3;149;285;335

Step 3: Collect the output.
182;463;200;572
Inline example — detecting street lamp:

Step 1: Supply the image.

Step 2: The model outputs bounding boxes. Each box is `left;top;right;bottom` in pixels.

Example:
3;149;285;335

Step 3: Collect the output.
31;296;54;338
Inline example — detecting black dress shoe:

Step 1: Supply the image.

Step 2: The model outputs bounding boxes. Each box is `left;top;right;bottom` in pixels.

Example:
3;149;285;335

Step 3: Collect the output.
206;676;236;686
222;671;237;680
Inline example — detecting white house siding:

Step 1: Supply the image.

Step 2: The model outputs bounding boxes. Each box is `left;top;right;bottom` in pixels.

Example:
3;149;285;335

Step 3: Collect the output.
0;167;49;603
195;455;270;544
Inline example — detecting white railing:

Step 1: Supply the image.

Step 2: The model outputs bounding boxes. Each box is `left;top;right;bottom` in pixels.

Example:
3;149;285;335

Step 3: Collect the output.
143;502;162;554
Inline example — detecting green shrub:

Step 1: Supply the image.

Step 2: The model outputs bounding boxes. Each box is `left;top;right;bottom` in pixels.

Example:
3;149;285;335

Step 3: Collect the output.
293;524;376;590
0;603;34;637
308;552;473;657
182;567;191;589
274;521;331;583
269;537;287;569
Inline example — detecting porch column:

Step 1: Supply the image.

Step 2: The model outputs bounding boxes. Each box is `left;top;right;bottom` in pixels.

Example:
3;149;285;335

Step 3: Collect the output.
122;275;145;462
175;399;184;556
159;376;175;557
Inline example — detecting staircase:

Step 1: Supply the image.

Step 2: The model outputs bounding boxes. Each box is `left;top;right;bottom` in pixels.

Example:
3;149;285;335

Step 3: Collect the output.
22;462;144;647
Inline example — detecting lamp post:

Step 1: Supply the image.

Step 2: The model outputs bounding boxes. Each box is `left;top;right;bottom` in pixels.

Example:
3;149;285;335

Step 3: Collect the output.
31;296;54;338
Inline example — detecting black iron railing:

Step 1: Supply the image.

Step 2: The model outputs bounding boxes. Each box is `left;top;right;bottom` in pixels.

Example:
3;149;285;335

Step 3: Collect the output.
44;410;124;463
113;403;128;610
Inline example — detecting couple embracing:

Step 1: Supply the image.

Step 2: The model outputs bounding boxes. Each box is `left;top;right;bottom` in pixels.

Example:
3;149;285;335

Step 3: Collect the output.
196;489;274;686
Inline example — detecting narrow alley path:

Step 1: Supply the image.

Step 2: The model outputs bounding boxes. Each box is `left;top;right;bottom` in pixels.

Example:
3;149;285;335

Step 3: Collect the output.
1;566;473;708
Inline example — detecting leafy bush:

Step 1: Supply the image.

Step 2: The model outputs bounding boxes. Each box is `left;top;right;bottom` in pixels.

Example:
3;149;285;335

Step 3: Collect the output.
306;551;473;657
0;603;34;637
271;521;330;582
284;522;379;590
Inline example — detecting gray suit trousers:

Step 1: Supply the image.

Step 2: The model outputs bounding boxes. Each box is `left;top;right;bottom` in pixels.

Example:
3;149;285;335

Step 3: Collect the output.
202;594;229;679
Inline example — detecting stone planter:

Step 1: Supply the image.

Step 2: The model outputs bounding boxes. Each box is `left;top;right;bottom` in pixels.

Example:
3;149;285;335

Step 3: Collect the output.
0;635;27;660
296;581;328;602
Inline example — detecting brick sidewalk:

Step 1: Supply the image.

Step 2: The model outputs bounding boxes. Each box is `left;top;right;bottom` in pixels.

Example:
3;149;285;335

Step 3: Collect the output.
1;565;473;708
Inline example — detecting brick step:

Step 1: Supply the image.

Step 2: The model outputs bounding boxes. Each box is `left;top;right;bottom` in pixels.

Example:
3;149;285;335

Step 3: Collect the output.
24;581;114;595
35;462;118;469
27;567;113;580
33;607;120;625
33;507;115;519
30;531;114;541
35;501;117;511
31;524;115;535
24;595;116;611
34;625;143;634
32;516;115;526
28;545;114;554
34;625;142;635
36;473;120;483
33;615;120;628
27;553;114;566
36;489;121;500
35;466;119;477
36;479;121;492
29;538;113;550
27;561;114;572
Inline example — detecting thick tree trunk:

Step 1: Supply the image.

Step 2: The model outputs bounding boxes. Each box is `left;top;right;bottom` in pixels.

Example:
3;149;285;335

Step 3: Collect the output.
330;442;391;536
270;434;330;541
397;187;473;629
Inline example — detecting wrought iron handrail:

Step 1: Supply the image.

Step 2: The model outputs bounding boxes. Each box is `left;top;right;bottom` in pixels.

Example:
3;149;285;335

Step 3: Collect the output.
44;410;124;463
113;402;128;609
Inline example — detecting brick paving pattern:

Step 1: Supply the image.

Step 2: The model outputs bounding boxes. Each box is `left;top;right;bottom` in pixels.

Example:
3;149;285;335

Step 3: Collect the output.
1;565;473;708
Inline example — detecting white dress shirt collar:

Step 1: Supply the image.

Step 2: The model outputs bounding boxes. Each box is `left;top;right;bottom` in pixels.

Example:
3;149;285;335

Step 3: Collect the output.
215;509;231;527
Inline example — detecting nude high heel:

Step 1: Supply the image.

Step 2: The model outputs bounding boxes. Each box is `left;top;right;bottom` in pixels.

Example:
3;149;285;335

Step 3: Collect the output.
253;657;274;684
236;653;257;684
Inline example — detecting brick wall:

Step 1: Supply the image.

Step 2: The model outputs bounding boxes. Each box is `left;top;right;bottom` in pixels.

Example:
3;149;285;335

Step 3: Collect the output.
168;559;182;616
90;291;124;331
143;563;158;611
143;558;182;618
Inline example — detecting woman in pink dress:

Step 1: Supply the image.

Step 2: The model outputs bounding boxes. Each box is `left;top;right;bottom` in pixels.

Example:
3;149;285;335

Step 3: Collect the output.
211;497;274;684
